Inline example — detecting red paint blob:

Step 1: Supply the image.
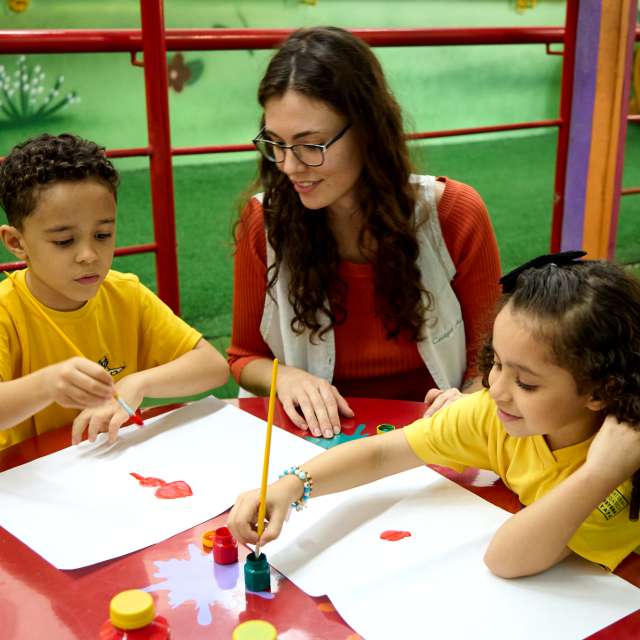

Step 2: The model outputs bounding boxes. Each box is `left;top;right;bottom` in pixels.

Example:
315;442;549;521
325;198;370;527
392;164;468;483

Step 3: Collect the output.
130;472;167;487
154;480;193;499
380;530;411;542
131;413;145;427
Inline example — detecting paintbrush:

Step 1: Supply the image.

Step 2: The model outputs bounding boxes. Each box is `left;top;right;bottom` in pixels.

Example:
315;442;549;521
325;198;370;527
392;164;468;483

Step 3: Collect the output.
254;357;278;559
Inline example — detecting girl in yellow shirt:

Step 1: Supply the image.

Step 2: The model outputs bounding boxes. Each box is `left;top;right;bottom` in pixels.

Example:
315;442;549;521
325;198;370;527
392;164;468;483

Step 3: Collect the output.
229;252;640;577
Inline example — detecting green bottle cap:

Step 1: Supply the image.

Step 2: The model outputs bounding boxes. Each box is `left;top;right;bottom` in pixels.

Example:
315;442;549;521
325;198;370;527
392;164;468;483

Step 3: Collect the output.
244;551;271;592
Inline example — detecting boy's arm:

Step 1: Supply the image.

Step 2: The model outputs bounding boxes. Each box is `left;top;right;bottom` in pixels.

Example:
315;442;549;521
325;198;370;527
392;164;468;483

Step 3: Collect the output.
484;415;640;578
0;358;114;430
228;428;423;545
117;338;228;400
71;339;228;444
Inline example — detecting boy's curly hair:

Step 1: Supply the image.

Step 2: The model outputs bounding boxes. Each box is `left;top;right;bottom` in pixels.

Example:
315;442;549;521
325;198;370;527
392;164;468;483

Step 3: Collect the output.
0;133;119;228
477;261;640;427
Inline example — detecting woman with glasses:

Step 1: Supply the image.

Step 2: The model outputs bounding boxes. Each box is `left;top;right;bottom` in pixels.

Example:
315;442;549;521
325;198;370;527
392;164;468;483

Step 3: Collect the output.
228;27;501;439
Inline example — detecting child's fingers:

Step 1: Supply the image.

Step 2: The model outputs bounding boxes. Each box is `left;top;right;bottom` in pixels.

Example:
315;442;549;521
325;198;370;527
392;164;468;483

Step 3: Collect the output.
87;411;111;443
73;357;113;385
107;411;127;443
66;369;113;405
424;394;447;417
70;358;114;397
228;494;261;544
71;411;91;444
261;504;289;543
423;387;443;407
424;389;461;417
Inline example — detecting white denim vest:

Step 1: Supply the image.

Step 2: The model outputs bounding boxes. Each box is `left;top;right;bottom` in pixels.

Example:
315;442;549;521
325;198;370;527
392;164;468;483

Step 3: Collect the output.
239;175;466;397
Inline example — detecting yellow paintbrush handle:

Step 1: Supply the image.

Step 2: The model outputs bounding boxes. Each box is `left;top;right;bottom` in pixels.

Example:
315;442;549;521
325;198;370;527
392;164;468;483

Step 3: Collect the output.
255;358;278;555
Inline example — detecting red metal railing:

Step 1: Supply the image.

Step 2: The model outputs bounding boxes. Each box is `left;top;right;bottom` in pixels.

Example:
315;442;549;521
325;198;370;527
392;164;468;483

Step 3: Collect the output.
0;26;565;53
1;2;637;308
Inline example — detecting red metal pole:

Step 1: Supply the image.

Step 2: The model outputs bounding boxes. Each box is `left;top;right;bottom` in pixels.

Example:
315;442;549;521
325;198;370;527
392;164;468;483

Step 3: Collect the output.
0;27;567;54
139;0;180;313
550;0;579;252
0;242;158;272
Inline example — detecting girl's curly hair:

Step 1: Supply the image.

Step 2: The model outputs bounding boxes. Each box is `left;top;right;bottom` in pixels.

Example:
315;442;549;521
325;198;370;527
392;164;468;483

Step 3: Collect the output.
477;261;640;427
250;26;430;342
0;133;119;229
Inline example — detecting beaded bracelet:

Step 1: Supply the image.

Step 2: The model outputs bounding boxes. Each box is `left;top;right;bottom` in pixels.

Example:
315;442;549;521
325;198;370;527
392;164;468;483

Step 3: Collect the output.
279;466;313;511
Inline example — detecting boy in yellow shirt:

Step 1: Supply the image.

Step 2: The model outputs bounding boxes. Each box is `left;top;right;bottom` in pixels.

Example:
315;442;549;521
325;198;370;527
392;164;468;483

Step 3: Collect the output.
0;133;228;450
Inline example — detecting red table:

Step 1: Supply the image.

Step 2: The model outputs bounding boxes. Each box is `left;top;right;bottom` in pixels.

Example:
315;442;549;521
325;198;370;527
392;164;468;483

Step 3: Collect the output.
0;397;638;640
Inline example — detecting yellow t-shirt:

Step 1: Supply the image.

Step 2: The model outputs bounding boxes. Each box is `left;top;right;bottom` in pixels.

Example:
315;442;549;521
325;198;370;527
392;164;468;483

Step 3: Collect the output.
404;389;640;571
0;269;202;449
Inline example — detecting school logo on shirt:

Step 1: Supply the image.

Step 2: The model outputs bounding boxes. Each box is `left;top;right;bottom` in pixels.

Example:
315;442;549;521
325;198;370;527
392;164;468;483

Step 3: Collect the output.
98;355;126;377
597;489;629;520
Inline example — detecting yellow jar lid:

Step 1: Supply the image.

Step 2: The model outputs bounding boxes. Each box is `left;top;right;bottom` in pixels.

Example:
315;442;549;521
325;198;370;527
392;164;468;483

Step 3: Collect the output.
109;590;155;630
232;619;277;640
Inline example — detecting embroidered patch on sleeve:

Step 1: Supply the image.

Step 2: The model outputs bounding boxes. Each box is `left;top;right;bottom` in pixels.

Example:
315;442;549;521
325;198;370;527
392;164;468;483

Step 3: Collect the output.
597;489;629;520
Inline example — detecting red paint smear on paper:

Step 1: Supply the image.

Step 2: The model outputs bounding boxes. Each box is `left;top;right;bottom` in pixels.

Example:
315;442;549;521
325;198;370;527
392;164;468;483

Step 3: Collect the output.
129;473;193;499
155;480;193;499
380;530;411;542
130;472;167;487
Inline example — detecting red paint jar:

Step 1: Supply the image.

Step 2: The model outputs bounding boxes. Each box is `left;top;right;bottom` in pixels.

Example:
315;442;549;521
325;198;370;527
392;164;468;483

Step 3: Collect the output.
213;526;239;564
99;590;170;639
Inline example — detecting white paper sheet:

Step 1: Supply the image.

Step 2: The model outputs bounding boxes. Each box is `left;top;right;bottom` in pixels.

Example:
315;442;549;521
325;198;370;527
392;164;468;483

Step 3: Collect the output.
0;397;322;569
266;466;640;640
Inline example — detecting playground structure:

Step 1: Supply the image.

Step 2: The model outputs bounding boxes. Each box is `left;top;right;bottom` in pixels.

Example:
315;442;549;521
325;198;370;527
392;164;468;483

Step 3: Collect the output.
0;0;637;313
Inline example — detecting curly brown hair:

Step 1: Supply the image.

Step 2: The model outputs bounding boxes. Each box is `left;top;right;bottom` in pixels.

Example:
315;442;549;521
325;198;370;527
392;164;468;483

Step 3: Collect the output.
249;26;430;342
0;133;119;229
477;261;640;427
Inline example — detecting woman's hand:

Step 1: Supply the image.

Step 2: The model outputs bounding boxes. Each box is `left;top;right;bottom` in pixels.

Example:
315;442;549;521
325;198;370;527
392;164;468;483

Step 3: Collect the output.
423;387;464;418
277;365;354;438
584;415;640;485
227;475;303;546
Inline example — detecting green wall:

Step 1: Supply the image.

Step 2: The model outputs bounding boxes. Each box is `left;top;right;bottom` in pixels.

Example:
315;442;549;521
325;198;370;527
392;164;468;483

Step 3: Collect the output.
0;0;566;158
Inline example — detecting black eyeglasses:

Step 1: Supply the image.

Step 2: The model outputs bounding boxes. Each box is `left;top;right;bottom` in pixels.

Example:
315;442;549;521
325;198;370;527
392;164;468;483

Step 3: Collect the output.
252;123;351;167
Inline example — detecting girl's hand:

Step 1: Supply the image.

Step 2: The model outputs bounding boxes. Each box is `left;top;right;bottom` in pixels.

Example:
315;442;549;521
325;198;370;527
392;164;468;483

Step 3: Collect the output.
227;475;303;545
584;415;640;485
277;365;354;438
423;387;464;418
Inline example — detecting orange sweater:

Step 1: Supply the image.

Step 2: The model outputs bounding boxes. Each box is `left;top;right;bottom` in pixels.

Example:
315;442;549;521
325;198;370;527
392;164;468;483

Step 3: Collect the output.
228;177;501;401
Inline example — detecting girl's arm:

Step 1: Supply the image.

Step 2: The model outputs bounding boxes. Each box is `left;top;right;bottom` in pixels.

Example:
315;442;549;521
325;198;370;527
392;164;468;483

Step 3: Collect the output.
227;428;424;545
484;416;640;578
